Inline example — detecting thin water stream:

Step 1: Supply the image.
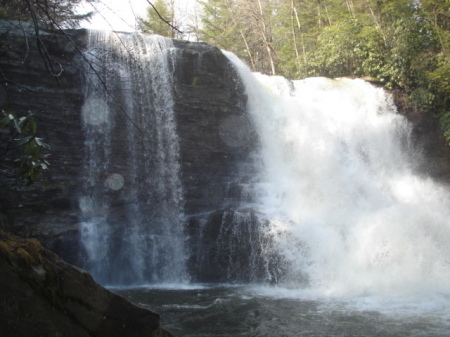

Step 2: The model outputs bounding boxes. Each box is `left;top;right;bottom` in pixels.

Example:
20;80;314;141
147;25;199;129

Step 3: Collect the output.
80;31;187;284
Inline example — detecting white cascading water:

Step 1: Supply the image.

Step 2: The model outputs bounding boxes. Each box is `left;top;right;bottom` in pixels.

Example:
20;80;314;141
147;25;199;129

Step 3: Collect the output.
225;52;450;299
79;31;187;285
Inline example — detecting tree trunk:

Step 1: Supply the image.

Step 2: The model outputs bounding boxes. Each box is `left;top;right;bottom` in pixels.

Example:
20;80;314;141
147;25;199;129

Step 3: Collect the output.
292;0;307;65
256;0;277;75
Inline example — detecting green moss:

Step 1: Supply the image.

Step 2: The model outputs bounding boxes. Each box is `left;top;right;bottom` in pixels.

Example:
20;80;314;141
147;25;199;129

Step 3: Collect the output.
0;230;63;304
0;231;42;264
16;247;34;264
191;76;199;87
0;240;11;258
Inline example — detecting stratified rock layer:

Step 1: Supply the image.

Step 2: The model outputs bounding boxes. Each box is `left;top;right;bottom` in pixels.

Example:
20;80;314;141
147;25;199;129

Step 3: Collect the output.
0;26;256;282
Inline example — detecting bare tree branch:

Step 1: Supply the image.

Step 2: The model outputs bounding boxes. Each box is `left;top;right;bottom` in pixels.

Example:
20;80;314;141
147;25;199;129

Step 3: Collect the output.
145;0;183;35
0;67;39;93
25;0;63;82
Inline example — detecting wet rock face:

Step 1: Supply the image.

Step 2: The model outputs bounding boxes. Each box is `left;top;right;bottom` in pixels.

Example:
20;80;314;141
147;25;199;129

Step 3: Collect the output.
170;40;253;215
169;41;261;282
186;209;286;283
391;89;450;184
0;27;256;281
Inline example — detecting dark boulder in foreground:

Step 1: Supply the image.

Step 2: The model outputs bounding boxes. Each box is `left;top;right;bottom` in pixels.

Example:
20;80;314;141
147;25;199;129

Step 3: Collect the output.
0;230;174;337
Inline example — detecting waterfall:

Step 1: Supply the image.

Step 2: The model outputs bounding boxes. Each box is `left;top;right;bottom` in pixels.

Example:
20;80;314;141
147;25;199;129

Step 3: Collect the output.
79;31;187;285
74;32;450;294
225;52;450;297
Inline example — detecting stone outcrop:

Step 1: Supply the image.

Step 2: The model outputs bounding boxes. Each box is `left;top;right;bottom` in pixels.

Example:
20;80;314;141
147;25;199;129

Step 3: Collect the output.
0;230;174;337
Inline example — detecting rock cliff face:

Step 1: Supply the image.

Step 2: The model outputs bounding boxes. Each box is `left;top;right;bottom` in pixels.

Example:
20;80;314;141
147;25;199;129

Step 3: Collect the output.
0;26;88;263
169;40;258;282
0;25;256;282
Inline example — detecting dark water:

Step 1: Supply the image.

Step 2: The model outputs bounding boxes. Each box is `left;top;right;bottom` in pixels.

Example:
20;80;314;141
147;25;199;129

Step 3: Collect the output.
113;285;450;336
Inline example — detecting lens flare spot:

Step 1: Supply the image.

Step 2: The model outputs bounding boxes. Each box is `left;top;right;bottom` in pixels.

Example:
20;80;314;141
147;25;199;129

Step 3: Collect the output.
106;173;125;190
82;97;109;126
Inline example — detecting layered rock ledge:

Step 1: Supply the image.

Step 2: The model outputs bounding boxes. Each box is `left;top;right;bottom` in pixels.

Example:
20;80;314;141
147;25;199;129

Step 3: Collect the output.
0;230;174;337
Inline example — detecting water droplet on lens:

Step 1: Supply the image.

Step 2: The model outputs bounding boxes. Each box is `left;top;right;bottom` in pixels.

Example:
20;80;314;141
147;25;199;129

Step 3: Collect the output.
106;173;124;190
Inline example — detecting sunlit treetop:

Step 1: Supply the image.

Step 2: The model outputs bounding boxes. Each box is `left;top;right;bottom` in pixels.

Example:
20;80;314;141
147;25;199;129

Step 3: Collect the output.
0;0;95;29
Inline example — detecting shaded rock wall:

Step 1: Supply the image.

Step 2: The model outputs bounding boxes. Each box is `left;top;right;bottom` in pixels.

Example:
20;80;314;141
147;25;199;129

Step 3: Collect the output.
0;230;173;337
169;40;260;282
0;26;88;265
0;26;257;282
391;89;450;184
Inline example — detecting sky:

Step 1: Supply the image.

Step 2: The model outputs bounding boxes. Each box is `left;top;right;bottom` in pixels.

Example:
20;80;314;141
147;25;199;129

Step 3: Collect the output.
78;0;196;33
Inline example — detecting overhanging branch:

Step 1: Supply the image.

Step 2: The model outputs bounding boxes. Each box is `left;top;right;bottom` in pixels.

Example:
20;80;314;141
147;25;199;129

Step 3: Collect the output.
145;0;183;35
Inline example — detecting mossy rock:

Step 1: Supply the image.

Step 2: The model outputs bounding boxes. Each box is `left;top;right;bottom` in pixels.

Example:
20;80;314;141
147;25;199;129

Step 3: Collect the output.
0;230;175;337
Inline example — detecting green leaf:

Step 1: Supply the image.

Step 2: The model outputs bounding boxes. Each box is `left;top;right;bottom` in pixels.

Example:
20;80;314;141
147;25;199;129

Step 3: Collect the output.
15;136;32;147
30;119;37;134
18;116;27;125
35;137;50;149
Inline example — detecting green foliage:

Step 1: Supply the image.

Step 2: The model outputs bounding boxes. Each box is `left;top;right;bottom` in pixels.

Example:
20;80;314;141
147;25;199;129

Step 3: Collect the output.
138;0;175;37
0;111;50;185
307;19;384;79
199;0;239;52
0;0;94;29
409;88;435;111
191;76;199;86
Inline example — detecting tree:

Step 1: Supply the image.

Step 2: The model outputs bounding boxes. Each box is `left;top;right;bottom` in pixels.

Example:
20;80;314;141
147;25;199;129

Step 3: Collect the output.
138;0;178;38
199;0;238;50
0;0;94;29
199;0;280;74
